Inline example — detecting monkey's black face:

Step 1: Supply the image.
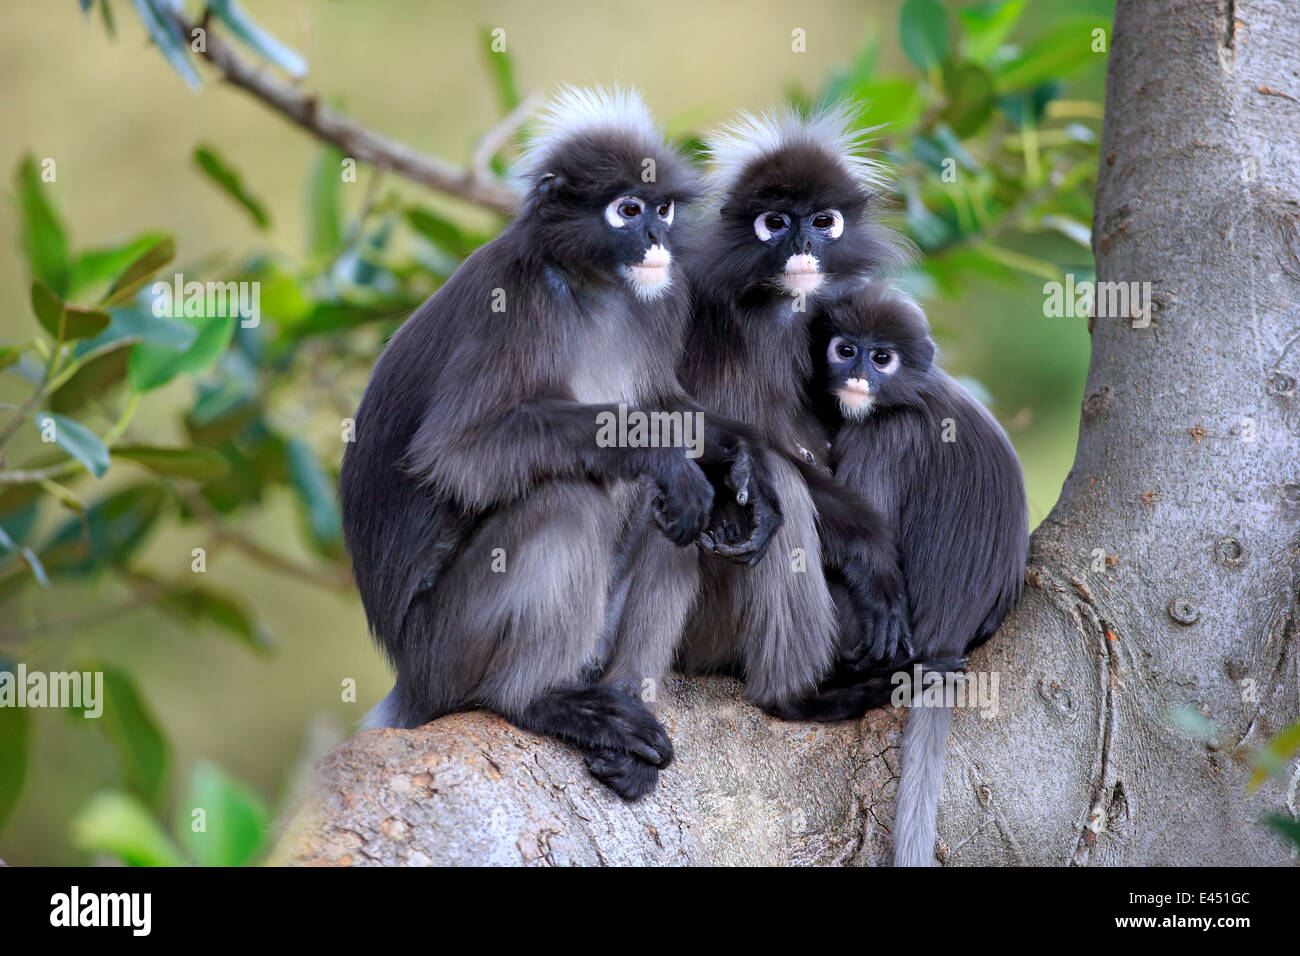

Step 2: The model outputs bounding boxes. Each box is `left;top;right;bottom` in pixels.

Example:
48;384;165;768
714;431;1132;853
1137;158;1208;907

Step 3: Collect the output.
716;142;880;301
818;284;935;419
525;131;700;298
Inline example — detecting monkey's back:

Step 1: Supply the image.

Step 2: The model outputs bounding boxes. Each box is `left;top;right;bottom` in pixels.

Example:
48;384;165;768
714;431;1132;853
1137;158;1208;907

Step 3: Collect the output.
833;373;1028;657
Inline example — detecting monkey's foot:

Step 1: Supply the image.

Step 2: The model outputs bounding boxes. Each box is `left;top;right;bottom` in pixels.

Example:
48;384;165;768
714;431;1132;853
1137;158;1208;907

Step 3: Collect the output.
585;748;660;800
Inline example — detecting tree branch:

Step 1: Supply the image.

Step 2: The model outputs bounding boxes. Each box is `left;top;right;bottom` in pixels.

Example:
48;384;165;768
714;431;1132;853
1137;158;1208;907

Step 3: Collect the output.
168;10;523;215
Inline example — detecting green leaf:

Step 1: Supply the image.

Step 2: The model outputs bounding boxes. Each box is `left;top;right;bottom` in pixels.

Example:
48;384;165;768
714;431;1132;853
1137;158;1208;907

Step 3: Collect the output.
95;667;170;808
899;0;950;71
50;347;131;413
958;0;1028;63
176;762;271;866
75;305;197;358
193;146;271;230
0;346;21;373
207;0;306;77
993;19;1108;93
0;699;29;833
1248;720;1300;790
157;585;271;652
37;411;110;478
40;484;168;575
72;790;187;866
481;26;519;112
14;154;70;295
1263;814;1300;850
102;236;175;308
306;147;344;256
285;437;342;549
30;280;111;342
406;207;489;259
68;232;168;299
127;0;201;89
941;62;997;137
0;520;50;588
128;313;236;393
852;78;925;136
112;445;230;481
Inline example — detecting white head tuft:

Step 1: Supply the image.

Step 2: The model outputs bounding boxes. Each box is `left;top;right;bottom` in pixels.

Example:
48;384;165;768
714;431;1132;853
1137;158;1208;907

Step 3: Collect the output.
704;100;888;197
516;85;662;182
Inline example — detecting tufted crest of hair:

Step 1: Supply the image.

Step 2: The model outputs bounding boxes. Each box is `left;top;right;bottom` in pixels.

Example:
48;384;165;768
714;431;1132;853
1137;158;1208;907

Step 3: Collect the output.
824;280;936;371
705;101;889;206
515;86;700;210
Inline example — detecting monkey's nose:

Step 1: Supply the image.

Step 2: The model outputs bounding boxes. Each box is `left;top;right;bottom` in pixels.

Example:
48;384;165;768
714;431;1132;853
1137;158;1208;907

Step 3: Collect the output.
800;238;812;254
647;227;661;245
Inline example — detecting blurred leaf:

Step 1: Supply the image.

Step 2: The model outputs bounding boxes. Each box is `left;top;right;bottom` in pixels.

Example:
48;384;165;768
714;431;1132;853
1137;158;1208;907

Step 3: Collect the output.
113;445;230;481
40;484;168;575
96;667;170;808
102;236;175;308
31;280;111;342
14;154;70;295
68;232;168;299
958;0;1028;63
76;305;196;358
1263;814;1300;850
50;347;131;413
127;0;200;89
71;790;186;866
157;586;272;652
0;520;50;588
1039;214;1092;249
285;437;342;549
406;207;489;259
0;347;21;373
36;411;110;478
1248;720;1300;791
993;19;1108;93
941;63;996;137
306;146;344;256
176;762;271;866
207;0;306;77
0;702;28;834
193;145;271;230
852;78;925;136
480;26;519;112
899;0;949;71
129;313;236;392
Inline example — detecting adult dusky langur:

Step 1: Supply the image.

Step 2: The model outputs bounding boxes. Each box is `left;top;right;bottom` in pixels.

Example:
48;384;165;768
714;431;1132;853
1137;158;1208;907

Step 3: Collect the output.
783;281;1029;865
338;87;779;800
674;106;911;709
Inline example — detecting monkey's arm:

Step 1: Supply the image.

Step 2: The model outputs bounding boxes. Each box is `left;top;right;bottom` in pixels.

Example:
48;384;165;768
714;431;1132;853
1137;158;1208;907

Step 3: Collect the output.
795;459;913;668
406;397;714;546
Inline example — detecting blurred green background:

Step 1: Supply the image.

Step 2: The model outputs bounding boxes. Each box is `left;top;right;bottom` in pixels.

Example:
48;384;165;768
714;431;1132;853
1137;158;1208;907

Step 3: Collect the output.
0;0;1107;864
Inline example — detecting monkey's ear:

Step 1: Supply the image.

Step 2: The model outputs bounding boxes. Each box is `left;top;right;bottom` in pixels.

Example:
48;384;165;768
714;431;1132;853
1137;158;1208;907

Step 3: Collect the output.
535;172;565;197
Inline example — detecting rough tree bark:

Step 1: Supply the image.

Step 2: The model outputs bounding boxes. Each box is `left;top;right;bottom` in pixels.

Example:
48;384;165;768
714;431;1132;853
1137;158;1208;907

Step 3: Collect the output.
274;0;1300;866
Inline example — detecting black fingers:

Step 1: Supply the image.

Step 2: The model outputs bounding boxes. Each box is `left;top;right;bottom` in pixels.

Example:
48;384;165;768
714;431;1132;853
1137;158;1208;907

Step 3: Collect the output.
652;456;714;546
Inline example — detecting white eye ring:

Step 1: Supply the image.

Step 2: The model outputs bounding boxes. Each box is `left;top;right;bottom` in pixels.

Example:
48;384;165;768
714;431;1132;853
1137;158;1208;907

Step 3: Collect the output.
605;196;643;228
754;213;780;243
657;200;674;225
817;209;844;239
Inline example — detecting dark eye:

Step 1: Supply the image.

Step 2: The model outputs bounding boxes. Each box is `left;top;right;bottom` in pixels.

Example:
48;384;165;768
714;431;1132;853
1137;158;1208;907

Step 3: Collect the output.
754;212;789;241
620;201;642;218
812;214;832;229
828;336;856;363
658;202;671;217
871;349;894;367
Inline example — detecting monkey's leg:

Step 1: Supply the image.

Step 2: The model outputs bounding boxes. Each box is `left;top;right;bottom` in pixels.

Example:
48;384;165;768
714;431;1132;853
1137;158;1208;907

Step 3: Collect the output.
419;481;672;800
590;498;701;795
683;451;838;707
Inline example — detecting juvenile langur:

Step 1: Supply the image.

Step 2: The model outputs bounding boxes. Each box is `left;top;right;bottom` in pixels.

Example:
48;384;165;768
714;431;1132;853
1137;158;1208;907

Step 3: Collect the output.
674;107;912;708
777;281;1029;866
339;88;777;801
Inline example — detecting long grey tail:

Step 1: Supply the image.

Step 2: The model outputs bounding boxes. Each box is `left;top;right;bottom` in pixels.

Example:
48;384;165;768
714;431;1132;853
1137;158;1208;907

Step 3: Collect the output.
893;703;953;867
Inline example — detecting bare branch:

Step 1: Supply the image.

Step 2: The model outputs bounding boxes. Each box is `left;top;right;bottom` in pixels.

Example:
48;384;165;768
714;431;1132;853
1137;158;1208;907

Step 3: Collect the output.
471;91;542;181
169;10;521;215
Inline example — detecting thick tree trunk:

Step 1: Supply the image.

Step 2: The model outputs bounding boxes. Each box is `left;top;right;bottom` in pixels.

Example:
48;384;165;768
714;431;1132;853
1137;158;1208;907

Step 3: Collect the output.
274;0;1300;866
